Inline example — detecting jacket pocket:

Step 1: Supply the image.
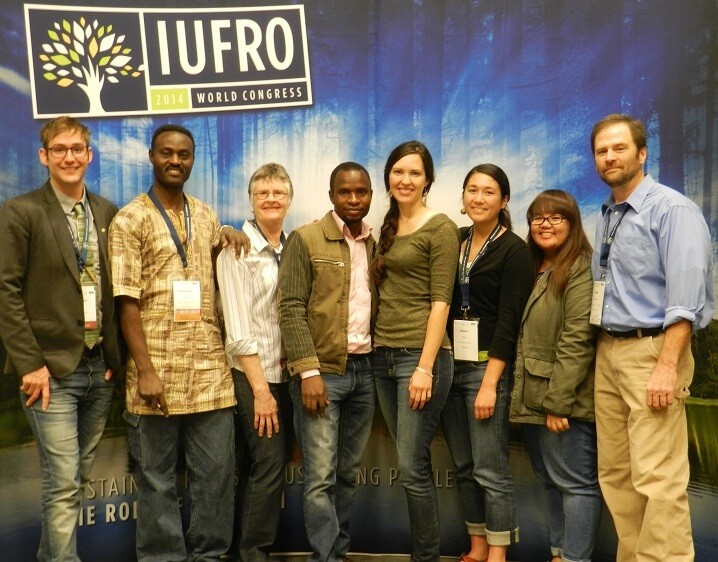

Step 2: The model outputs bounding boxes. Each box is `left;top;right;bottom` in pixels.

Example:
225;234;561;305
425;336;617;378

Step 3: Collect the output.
310;257;345;301
523;357;553;411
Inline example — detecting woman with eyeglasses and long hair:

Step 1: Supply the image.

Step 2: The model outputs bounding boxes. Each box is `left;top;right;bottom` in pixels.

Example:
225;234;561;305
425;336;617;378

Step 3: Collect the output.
509;189;601;562
441;164;532;562
371;141;460;562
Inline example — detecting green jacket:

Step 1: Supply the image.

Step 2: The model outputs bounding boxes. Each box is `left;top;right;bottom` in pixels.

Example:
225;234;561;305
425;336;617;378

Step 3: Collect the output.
509;256;597;423
278;211;377;376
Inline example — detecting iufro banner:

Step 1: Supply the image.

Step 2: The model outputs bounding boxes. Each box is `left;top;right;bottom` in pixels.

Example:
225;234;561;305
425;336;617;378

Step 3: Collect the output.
24;3;313;117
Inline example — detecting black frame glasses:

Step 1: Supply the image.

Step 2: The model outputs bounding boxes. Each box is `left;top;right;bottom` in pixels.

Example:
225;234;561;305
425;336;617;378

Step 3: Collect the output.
530;214;566;226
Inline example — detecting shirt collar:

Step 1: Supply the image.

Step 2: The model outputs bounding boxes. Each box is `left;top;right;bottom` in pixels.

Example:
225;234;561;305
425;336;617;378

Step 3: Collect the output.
243;219;285;254
332;210;372;241
52;184;87;214
601;173;655;215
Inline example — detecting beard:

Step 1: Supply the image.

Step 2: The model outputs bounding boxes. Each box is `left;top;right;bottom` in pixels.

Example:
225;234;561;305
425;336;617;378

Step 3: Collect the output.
600;163;643;189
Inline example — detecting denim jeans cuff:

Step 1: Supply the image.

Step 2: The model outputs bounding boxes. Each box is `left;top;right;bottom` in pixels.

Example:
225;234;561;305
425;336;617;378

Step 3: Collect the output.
562;556;588;562
465;521;486;536
485;526;519;546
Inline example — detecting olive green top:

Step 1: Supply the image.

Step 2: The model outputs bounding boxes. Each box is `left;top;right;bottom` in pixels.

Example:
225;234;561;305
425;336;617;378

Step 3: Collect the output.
374;213;460;349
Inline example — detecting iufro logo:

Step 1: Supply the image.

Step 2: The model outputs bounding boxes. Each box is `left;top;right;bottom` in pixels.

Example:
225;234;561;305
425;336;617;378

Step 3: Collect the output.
26;8;148;117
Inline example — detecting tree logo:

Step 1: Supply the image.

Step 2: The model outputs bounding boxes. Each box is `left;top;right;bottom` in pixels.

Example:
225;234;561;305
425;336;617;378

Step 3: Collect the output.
39;16;145;114
26;7;148;117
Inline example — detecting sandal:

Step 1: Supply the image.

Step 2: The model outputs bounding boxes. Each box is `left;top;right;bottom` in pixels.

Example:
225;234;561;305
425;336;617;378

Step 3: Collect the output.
459;554;486;562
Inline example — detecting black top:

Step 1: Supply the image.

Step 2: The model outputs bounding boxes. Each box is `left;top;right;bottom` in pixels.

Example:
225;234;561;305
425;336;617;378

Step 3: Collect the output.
450;227;533;363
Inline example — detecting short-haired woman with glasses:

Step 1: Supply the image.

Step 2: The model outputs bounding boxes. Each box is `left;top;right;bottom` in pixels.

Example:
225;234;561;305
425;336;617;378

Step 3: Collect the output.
441;164;532;562
216;163;293;561
510;189;601;562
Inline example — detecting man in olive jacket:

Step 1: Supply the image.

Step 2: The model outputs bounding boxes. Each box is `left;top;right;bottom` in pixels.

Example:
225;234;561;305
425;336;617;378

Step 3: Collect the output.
278;162;376;562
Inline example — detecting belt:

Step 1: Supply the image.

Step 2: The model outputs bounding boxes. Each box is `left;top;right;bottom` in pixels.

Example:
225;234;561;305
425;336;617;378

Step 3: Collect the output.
602;327;664;339
83;345;103;358
347;352;371;360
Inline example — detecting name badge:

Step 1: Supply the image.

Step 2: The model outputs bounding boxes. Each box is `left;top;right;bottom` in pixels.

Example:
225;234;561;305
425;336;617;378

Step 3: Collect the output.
454;318;479;362
82;285;98;329
173;279;201;322
590;280;605;326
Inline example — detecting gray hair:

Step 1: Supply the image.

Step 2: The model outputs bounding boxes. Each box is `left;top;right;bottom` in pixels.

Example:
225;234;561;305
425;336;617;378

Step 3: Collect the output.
247;163;293;201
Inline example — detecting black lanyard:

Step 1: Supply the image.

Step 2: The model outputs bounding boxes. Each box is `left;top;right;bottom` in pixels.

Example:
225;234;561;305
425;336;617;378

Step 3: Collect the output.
148;188;191;268
459;223;501;317
250;219;285;265
599;204;629;270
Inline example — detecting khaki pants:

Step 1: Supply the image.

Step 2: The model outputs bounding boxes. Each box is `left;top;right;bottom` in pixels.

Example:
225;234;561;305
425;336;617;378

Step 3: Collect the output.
594;332;694;562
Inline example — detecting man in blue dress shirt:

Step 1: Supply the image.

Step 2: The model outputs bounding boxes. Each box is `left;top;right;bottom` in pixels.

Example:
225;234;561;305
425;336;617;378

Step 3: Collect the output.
590;113;713;561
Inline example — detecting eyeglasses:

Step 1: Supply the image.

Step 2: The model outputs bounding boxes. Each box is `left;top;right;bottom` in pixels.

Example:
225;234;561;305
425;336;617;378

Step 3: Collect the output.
46;144;89;158
254;190;288;200
530;214;566;226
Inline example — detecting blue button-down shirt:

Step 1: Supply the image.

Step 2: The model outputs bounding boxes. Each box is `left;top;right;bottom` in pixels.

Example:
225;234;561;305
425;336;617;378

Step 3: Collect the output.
591;174;714;332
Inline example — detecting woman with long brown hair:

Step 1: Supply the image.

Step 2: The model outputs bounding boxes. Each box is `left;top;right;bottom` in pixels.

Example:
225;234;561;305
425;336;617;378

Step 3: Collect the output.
372;141;460;562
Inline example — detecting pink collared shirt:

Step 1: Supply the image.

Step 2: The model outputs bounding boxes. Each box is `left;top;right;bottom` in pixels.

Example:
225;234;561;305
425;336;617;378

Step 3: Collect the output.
332;211;373;355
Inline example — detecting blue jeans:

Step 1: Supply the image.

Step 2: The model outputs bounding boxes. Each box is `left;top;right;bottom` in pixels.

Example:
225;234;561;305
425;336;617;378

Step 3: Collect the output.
373;347;453;562
523;421;602;562
124;407;235;562
232;370;291;562
21;353;114;562
440;360;518;546
290;354;375;562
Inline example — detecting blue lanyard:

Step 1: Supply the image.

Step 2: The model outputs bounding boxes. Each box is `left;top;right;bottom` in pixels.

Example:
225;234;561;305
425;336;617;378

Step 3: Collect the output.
147;188;191;269
459;222;501;317
68;201;91;272
599;204;629;270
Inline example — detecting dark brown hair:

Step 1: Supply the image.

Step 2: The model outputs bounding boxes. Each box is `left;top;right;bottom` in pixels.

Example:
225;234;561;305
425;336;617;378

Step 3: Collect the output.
590;113;647;154
462;163;512;230
526;189;592;294
371;141;435;285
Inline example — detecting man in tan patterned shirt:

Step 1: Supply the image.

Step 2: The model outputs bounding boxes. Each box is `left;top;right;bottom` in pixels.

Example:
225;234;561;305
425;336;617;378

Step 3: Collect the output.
110;124;245;561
